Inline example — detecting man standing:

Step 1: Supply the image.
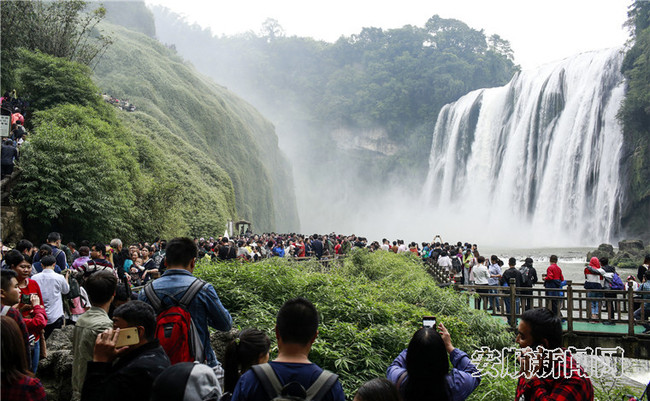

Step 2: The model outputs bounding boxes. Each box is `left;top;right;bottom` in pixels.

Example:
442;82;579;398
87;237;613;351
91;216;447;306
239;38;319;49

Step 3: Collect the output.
32;232;69;270
81;301;170;401
501;257;523;317
72;271;117;400
139;237;232;368
311;235;324;260
515;308;593;400
519;258;538;311
232;297;345;401
544;255;564;317
32;255;70;338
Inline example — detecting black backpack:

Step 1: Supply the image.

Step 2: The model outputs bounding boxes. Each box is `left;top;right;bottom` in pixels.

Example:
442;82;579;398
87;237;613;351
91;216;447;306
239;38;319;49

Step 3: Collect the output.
519;266;532;287
251;363;338;401
451;257;462;274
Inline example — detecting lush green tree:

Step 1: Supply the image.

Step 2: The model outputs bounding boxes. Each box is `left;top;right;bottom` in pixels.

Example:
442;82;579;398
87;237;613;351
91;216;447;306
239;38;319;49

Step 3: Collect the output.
1;0;112;90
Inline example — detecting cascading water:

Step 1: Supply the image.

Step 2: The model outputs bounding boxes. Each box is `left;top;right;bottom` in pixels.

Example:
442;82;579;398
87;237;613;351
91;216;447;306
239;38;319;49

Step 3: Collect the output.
422;48;626;246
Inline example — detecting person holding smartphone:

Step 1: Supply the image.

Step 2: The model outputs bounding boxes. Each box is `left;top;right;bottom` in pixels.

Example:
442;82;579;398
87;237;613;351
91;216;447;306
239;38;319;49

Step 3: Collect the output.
5;250;47;373
386;321;480;401
81;300;170;401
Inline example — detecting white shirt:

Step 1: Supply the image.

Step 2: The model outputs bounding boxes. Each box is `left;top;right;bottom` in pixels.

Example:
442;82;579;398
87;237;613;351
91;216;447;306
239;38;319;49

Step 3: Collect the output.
32;269;70;323
473;264;490;285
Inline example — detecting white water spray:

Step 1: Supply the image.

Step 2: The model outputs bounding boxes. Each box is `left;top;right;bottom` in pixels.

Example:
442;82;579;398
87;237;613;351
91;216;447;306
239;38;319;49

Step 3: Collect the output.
422;48;626;247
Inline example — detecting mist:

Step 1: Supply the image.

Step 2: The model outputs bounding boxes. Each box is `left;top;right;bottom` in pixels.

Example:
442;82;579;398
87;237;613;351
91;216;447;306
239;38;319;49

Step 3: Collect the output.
149;7;626;248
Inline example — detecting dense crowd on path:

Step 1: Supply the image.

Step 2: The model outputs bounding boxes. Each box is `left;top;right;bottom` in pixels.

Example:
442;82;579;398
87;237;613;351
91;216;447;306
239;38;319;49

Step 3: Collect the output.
1;231;649;401
1;90;29;179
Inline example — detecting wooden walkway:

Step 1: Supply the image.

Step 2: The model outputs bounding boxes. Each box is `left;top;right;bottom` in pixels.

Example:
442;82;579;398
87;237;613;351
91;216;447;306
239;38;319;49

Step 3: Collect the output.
427;263;649;332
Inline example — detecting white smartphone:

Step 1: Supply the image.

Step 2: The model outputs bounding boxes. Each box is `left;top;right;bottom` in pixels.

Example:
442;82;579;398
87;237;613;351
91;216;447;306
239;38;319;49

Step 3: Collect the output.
422;316;436;328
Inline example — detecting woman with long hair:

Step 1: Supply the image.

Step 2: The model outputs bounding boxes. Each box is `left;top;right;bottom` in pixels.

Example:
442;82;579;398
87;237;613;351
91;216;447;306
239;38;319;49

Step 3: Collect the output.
387;323;480;401
1;316;47;401
5;250;47;373
222;328;271;399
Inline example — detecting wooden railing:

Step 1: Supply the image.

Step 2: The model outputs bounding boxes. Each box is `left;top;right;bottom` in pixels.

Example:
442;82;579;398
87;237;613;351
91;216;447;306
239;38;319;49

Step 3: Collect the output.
454;279;650;335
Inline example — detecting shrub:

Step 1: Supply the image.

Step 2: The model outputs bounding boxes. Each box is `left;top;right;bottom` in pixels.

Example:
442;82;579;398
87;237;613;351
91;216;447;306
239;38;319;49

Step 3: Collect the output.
196;250;514;399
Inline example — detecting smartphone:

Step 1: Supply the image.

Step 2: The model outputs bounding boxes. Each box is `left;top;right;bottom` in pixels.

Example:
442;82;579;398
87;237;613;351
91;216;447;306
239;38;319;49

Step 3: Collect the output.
115;327;140;347
422;316;436;328
20;293;31;304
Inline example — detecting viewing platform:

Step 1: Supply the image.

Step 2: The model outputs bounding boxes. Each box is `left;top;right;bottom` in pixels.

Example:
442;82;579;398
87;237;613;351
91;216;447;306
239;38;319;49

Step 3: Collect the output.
427;263;650;359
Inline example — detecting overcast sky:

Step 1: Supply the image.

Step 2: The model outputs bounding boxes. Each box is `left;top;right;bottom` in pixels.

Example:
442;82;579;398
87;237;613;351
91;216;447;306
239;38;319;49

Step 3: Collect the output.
144;0;631;69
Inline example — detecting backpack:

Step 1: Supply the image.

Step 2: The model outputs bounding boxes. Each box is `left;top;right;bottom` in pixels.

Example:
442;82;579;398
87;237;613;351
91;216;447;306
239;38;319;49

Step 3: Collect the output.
144;278;206;365
451;257;462;274
519;266;532;287
251;363;338;401
610;273;625;290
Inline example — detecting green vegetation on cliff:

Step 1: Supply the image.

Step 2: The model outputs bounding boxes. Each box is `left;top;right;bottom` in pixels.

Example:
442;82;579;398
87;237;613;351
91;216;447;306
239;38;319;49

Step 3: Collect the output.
197;250;515;400
92;20;299;232
2;1;299;241
620;1;650;242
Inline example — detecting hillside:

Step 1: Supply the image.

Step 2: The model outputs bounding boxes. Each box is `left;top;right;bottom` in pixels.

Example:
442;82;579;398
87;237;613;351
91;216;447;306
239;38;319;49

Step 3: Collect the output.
1;1;299;243
91;20;299;233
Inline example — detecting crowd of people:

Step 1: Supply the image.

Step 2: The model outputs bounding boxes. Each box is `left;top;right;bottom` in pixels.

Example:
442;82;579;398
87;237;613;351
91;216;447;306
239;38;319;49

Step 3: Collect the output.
1;231;649;401
1;90;29;179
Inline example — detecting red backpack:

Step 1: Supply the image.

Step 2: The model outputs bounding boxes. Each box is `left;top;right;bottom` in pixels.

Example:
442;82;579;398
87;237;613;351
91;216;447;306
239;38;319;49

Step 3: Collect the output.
143;278;206;364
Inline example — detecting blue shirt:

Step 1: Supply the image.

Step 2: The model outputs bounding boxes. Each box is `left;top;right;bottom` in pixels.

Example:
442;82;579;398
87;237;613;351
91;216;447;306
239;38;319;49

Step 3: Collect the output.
487;263;502;286
138;269;232;367
387;348;480;401
232;361;345;401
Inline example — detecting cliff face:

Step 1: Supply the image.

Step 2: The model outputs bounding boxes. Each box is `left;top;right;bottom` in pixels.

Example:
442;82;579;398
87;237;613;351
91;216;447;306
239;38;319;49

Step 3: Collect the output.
619;5;650;243
93;18;299;232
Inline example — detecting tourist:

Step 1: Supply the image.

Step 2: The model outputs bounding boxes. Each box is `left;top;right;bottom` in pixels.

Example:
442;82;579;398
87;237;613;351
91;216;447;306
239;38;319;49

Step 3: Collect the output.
386;324;480;401
5;250;47;373
472;256;489;310
222;328;271;399
139;237;233;367
81;301;171;401
31;255;70;339
487;255;502;312
438;251;452;275
599;256;619;324
32;232;68;270
584;257;605;322
544;255;564;317
0;270;31;356
150;362;221;401
32;244;62;274
501;257;523;317
515;308;593;400
1;137;18;179
519;258;538;311
72;271;117;401
638;255;650;283
231;297;345;401
633;270;650;334
1;316;46;401
354;378;400;401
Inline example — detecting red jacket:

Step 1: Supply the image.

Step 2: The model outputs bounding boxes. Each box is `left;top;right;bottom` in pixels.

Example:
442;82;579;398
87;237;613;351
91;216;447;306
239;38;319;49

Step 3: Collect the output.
545;264;564;281
19;280;47;341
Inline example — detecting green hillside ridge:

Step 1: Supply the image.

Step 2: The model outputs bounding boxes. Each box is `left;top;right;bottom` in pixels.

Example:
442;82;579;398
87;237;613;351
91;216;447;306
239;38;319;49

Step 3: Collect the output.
10;49;238;242
92;21;299;233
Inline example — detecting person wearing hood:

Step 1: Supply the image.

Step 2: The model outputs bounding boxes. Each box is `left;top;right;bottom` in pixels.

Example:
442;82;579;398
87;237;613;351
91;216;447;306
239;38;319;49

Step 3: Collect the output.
519;258;538;311
584;257;606;322
150;362;221;401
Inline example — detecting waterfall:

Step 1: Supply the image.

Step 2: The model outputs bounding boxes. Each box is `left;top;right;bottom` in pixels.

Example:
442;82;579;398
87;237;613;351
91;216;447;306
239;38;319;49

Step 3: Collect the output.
422;48;626;246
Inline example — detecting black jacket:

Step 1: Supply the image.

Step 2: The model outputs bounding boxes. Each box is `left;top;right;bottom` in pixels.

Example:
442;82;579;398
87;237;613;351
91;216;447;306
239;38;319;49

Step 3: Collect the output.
500;267;523;287
81;340;170;401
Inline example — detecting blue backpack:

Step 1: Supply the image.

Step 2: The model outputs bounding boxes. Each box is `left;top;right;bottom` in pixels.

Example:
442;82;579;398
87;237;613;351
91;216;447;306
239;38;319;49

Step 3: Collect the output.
610;273;625;290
